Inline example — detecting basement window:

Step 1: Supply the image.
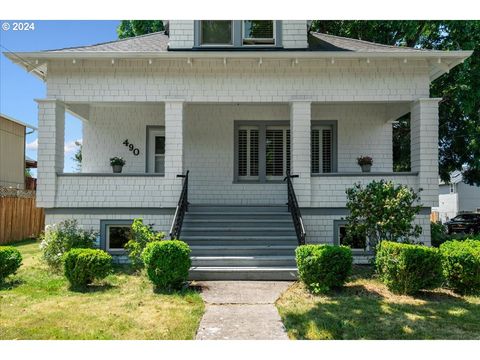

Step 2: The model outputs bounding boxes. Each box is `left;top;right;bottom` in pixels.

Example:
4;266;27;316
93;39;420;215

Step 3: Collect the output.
242;20;275;45
101;220;133;253
334;220;368;251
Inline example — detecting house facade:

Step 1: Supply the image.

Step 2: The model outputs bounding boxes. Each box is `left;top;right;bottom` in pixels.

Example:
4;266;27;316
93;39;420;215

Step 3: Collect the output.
5;20;472;278
433;171;480;223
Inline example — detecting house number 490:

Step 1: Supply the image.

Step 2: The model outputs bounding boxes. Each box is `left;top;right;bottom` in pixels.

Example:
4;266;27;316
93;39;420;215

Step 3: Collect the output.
123;139;140;156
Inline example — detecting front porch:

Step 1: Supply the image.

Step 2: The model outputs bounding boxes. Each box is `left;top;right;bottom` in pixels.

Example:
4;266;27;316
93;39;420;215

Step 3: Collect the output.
37;100;436;208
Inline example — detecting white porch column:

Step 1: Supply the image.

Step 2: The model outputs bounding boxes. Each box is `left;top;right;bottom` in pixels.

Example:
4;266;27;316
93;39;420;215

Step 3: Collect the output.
411;98;441;246
35;99;65;208
290;101;311;207
410;98;441;208
164;101;185;206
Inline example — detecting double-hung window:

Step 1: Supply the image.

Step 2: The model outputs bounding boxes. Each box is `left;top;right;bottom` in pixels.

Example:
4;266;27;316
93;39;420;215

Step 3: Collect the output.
200;20;233;46
236;122;290;182
311;125;333;174
242;20;275;45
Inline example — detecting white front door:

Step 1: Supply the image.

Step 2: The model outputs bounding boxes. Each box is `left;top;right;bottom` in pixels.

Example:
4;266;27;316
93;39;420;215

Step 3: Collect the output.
148;129;165;174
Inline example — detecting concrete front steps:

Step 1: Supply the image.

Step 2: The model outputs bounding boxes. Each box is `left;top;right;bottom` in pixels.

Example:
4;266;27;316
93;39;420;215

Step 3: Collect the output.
182;205;298;280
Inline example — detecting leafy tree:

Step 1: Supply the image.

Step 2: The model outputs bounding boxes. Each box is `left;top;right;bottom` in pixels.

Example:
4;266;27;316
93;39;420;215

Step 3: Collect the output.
117;20;164;39
345;180;423;249
72;140;82;171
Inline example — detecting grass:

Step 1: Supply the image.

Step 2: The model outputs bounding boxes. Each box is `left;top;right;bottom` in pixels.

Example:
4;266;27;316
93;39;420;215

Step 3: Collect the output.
276;265;480;340
0;239;204;340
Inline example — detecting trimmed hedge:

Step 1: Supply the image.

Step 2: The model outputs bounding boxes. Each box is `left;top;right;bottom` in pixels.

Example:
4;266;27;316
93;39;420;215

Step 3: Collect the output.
375;241;443;295
0;246;22;282
295;244;353;294
141;240;191;291
63;248;112;289
440;240;480;294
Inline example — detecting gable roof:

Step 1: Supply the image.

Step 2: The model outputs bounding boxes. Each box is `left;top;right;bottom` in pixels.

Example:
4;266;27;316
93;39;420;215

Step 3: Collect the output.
308;32;427;52
48;31;169;53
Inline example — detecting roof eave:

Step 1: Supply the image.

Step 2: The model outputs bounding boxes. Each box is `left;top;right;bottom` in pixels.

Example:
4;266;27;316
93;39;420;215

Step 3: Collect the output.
4;49;473;60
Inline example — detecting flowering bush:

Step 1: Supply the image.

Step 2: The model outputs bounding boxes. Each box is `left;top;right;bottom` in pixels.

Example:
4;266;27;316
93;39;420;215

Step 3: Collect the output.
110;157;126;166
357;156;373;166
40;219;97;270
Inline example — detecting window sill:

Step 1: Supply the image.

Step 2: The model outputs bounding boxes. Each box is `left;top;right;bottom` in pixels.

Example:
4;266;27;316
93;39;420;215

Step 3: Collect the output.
233;180;285;184
311;172;419;177
57;173;165;177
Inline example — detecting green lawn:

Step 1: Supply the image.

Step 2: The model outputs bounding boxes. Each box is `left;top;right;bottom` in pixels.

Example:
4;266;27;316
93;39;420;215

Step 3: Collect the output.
276;266;480;340
0;239;204;340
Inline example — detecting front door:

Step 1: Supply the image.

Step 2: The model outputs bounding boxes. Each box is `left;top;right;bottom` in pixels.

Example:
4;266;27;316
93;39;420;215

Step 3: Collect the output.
148;129;165;174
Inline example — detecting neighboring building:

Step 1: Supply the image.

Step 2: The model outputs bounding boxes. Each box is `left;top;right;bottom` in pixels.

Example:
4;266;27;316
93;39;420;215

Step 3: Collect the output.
433;171;480;223
0;113;37;189
5;20;472;279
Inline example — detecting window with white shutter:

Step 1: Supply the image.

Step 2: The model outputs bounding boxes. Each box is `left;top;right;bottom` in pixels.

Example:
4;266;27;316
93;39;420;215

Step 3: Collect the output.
311;125;333;174
266;126;290;180
238;126;259;180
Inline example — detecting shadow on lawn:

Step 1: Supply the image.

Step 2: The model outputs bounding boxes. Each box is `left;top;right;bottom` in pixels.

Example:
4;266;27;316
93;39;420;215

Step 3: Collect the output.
0;278;25;291
281;282;479;340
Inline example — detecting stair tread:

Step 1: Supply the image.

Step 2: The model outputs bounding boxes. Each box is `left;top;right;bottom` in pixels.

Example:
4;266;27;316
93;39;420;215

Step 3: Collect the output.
186;212;290;216
184;235;296;239
184;219;292;222
183;227;294;231
191;255;295;260
190;266;298;271
190;244;296;249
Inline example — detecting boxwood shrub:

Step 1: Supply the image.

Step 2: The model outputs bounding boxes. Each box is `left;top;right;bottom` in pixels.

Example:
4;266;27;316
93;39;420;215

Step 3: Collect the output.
0;246;22;282
375;241;443;295
141;240;191;291
295;244;353;294
63;248;112;289
440;239;480;294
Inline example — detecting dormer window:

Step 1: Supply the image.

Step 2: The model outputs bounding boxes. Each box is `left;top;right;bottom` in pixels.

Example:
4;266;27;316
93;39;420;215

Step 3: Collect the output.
243;21;275;45
200;20;233;46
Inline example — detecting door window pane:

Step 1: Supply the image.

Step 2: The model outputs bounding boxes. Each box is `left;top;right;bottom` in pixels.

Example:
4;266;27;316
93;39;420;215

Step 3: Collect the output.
201;21;232;45
155;136;165;155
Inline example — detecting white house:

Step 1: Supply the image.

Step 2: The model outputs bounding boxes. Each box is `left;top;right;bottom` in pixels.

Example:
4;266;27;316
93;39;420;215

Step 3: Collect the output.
5;20;472;279
433;171;480;223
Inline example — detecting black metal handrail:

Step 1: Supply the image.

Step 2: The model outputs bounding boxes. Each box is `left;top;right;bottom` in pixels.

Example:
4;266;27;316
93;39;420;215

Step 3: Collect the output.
169;170;189;240
284;172;306;246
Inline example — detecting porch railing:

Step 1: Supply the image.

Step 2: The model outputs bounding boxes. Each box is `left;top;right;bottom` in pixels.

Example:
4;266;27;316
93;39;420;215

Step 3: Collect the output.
169;170;189;240
284;172;306;246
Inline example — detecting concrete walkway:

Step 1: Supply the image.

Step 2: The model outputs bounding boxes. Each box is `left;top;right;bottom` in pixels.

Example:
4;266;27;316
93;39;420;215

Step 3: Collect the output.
195;281;292;340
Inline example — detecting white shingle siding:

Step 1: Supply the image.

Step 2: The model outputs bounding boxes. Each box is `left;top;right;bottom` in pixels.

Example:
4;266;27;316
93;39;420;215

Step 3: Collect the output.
83;104;164;173
168;21;194;49
282;21;308;48
411;99;440;208
46;58;431;103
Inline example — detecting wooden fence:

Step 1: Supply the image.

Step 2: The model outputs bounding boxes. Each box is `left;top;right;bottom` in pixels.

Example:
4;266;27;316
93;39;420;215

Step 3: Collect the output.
0;188;44;244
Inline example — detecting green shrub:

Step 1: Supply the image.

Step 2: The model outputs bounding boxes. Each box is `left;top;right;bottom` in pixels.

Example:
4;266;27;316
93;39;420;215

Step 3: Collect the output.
431;221;449;247
295;244;353;294
63;248;112;289
125;218;165;270
40;219;97;270
141;240;191;291
440;240;480;294
375;241;443;295
0;246;22;282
